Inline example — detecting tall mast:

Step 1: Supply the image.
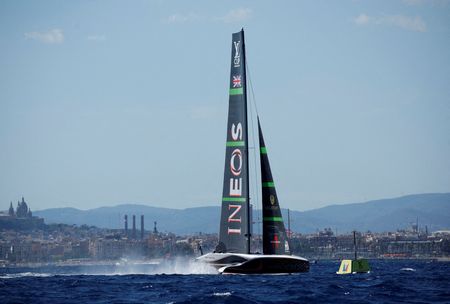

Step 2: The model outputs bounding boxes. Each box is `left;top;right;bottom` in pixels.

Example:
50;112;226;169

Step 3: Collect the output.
288;209;291;241
241;29;251;254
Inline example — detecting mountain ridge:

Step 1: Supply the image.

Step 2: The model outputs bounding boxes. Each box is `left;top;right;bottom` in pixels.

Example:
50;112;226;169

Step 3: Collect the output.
33;193;450;234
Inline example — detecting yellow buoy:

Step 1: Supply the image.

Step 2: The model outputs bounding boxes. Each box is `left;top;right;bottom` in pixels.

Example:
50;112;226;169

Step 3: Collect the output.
336;231;370;274
337;259;370;274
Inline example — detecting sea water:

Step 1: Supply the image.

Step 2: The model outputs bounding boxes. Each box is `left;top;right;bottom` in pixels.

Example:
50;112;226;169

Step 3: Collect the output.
1;259;449;303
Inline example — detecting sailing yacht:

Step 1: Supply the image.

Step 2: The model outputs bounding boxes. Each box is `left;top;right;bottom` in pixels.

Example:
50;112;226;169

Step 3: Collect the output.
196;29;309;274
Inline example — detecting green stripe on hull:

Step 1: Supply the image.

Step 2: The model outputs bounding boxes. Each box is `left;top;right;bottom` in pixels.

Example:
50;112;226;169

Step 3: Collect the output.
222;197;246;202
226;141;245;147
263;216;284;222
262;182;275;187
229;88;243;95
260;147;267;154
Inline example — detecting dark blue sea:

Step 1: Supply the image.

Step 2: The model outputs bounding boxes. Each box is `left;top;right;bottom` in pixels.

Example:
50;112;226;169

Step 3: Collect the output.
1;259;449;303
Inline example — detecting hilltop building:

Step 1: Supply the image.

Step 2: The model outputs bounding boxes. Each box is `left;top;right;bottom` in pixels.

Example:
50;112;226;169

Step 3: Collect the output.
14;197;33;218
0;197;44;230
8;202;14;216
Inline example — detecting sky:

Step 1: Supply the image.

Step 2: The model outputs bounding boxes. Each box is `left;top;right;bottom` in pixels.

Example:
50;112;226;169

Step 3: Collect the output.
1;0;449;212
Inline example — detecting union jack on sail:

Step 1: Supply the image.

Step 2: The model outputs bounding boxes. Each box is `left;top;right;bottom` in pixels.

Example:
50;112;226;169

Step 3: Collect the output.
232;75;242;88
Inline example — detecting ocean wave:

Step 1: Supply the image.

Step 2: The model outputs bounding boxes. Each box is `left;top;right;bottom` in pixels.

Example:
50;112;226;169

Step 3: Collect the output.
213;292;232;297
1;260;448;304
0;272;53;279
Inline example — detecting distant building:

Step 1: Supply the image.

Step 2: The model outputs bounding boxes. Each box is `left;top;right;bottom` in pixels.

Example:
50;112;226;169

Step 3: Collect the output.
0;197;44;230
16;197;33;218
8;202;14;217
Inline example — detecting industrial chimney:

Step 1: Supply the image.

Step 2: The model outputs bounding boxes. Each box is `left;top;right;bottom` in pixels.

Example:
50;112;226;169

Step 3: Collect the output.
153;221;158;234
124;215;128;236
141;215;144;239
132;215;136;239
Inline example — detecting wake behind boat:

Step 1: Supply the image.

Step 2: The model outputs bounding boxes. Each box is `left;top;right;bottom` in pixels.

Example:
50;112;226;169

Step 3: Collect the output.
196;29;309;274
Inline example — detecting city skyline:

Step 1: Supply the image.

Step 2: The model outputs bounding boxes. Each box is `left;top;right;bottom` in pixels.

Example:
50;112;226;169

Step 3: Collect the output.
1;1;449;211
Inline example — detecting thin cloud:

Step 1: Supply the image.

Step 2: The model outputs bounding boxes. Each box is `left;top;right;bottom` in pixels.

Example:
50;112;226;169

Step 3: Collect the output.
165;12;199;24
164;8;252;25
379;15;427;32
354;13;370;25
87;35;106;42
219;8;252;23
402;0;450;5
24;29;64;44
354;13;427;32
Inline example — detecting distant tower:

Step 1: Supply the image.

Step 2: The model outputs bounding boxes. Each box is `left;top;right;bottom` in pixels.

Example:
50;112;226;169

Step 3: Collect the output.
124;215;128;236
8;202;14;217
16;197;29;218
140;215;144;240
153;221;158;234
132;215;136;239
416;217;419;234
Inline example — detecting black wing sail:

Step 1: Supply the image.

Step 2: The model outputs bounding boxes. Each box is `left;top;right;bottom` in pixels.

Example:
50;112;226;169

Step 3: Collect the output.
258;118;291;255
217;29;250;254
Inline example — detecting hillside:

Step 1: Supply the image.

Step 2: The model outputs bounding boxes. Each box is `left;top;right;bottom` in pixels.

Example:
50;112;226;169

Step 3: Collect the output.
33;193;450;234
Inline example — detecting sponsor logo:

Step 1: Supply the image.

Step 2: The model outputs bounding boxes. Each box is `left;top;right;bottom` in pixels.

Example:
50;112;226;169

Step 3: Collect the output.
233;41;241;67
229;123;243;197
343;262;349;272
230;149;242;176
228;122;243;235
227;228;241;234
270;195;275;205
232;75;241;88
228;204;241;234
228;204;242;223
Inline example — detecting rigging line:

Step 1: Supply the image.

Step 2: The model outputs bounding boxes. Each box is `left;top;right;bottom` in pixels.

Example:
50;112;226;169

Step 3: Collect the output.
246;57;261;249
246;60;259;117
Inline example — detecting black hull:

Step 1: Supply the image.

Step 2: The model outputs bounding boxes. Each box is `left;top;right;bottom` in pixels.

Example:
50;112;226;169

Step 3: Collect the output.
221;257;309;274
210;254;310;274
197;253;310;274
